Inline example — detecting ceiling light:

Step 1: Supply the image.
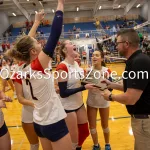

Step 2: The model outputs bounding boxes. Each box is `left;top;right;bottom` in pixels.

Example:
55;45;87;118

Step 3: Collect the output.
136;4;140;8
118;5;121;8
35;11;37;14
77;7;79;11
99;6;102;9
52;9;55;13
12;13;16;16
27;0;29;1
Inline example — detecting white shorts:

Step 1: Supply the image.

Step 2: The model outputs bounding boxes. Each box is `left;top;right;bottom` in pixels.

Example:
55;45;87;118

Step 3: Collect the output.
22;106;34;123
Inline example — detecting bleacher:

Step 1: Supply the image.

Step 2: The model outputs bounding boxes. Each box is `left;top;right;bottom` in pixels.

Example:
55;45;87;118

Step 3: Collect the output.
9;19;145;38
1;18;148;45
11;28;22;36
10;22;96;37
64;22;96;32
101;20;124;29
100;19;144;36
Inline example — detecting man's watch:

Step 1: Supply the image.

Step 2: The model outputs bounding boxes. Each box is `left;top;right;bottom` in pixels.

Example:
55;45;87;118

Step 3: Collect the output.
109;93;113;101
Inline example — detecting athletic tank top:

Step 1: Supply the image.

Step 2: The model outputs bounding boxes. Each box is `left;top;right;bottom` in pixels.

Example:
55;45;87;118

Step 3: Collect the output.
87;66;110;108
57;61;84;110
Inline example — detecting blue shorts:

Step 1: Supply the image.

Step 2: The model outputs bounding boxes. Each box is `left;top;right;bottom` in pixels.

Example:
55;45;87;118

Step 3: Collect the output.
0;122;8;137
33;119;68;142
65;104;84;113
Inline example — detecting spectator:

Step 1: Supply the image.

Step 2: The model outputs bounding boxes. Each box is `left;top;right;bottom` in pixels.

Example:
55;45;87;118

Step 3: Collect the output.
86;33;89;38
112;25;117;35
82;50;87;65
6;42;10;50
19;30;22;35
68;30;72;39
76;28;80;33
25;19;29;27
73;25;76;32
138;31;143;43
46;20;50;26
74;51;81;66
95;18;100;29
40;30;44;35
8;32;12;36
31;20;34;27
22;27;27;34
36;31;40;37
40;20;43;27
116;24;120;31
1;42;6;52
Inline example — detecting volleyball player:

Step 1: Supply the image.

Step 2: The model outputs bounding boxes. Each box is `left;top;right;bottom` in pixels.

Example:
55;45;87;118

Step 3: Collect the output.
0;91;12;150
74;51;81;66
14;61;40;150
56;40;96;150
1;58;16;99
12;9;47;150
86;50;111;150
6;0;72;149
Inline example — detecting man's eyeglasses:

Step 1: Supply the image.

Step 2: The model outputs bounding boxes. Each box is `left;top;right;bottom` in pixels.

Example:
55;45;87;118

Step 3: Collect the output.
116;41;126;46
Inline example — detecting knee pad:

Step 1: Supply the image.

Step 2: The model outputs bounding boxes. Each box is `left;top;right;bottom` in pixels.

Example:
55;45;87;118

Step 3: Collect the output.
72;142;78;150
90;128;97;135
103;127;110;133
30;143;39;150
78;123;89;146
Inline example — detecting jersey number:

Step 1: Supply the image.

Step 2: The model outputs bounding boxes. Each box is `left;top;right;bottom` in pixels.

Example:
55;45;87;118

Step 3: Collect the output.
26;79;38;100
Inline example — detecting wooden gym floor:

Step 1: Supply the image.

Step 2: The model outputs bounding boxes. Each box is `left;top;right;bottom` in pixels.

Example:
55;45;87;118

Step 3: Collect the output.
1;63;134;150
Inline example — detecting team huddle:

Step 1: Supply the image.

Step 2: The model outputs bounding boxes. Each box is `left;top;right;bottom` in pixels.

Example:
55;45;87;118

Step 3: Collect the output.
0;1;112;150
1;0;150;150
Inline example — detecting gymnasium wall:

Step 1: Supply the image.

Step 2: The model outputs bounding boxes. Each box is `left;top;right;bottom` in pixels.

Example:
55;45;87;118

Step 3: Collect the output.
0;12;10;36
141;2;148;20
95;7;140;17
9;10;93;27
9;8;140;28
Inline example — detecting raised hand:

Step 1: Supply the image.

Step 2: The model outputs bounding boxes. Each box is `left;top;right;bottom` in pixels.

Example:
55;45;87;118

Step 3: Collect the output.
57;0;65;12
58;0;65;4
35;9;45;23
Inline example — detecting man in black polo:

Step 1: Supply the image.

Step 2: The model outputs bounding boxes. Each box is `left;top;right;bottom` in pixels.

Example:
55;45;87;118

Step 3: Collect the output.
101;29;150;150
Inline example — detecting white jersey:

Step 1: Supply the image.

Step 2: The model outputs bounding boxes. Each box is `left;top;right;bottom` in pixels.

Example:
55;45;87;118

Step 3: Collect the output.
15;62;54;123
87;66;110;108
22;80;34;123
57;61;84;110
13;63;34;123
11;64;19;72
21;58;66;125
